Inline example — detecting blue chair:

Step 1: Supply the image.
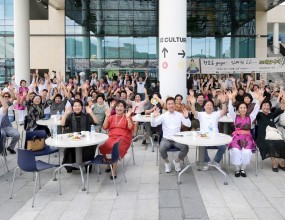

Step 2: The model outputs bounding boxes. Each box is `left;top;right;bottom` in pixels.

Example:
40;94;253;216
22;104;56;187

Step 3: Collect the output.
86;140;126;195
0;132;8;181
25;130;60;165
10;149;58;207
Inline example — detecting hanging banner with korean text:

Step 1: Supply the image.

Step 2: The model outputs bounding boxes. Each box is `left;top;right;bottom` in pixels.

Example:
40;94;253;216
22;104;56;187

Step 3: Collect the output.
200;57;285;73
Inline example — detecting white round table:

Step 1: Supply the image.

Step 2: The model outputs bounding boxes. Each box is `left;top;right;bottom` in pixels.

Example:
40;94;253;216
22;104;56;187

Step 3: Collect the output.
46;132;108;191
132;115;154;152
36;119;61;127
172;131;232;185
218;115;234;134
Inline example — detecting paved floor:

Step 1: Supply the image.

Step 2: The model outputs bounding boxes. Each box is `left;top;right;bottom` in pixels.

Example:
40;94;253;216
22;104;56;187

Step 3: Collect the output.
1;129;285;220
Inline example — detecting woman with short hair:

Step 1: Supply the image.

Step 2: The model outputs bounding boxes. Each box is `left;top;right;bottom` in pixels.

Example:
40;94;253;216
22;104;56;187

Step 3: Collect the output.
256;95;285;172
61;99;98;173
99;100;134;179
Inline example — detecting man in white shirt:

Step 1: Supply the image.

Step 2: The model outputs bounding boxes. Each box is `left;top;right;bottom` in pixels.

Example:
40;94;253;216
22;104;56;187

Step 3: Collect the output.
151;97;191;173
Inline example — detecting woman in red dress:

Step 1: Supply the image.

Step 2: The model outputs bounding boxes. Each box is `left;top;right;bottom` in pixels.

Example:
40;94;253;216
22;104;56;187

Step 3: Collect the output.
99;100;134;179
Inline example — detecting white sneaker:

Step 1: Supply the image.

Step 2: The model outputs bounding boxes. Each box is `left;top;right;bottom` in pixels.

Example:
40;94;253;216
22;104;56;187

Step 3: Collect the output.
203;162;211;171
173;159;181;172
165;163;171;173
213;161;221;169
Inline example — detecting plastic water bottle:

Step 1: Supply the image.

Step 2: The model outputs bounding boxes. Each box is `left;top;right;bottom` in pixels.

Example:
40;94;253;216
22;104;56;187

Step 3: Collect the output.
91;125;95;134
52;127;57;139
57;110;60;120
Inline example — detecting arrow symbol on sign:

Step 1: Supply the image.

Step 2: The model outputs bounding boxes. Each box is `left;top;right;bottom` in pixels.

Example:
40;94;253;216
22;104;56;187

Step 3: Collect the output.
162;47;168;58
178;50;185;58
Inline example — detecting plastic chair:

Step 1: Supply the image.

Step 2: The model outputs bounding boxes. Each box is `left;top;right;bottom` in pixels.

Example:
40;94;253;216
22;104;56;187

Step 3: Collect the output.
86;140;126;195
129;140;136;165
25;130;60;165
10;149;58;207
0;132;8;181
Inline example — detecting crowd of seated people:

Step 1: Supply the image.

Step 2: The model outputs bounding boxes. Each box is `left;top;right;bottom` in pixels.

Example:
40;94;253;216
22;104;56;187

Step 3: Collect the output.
1;70;285;180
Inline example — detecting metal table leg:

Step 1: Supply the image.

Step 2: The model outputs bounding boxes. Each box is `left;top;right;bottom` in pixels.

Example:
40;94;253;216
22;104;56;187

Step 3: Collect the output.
53;147;86;191
177;145;228;185
197;146;205;171
145;123;154;152
75;148;86;191
224;123;228;134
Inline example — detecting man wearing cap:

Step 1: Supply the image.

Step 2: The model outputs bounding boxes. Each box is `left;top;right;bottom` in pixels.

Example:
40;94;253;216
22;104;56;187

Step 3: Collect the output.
0;92;20;154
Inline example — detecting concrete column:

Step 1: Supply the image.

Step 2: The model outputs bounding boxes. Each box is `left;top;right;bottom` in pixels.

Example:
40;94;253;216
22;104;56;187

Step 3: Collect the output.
255;11;267;58
97;37;103;78
159;0;187;99
273;22;280;54
82;0;90;59
96;0;103;78
215;38;223;58
230;29;240;58
14;0;30;85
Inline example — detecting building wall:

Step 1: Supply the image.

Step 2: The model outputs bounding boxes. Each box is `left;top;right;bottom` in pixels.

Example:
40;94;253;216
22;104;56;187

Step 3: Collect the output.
267;5;285;23
30;7;65;75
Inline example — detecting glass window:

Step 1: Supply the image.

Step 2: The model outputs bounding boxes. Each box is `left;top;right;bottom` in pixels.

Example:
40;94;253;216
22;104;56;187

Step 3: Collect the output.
119;37;133;58
118;24;133;35
65;17;75;25
74;25;83;35
104;37;119;58
5;37;14;58
148;37;157;58
104;25;119;35
73;36;90;58
119;0;133;10
4;0;13;20
5;25;13;33
66;37;75;58
191;38;206;58
186;37;191;57
4;19;13;25
134;37;148;59
0;37;4;57
66;26;74;34
222;37;231;58
248;38;255;58
90;36;98;58
74;37;83;58
0;0;4;20
205;37;216;58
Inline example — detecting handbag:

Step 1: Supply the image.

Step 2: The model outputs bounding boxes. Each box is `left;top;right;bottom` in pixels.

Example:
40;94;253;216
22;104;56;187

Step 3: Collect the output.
27;136;45;151
265;126;283;141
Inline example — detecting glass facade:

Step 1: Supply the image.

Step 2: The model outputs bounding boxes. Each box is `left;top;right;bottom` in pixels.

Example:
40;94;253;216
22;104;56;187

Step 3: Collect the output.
65;0;258;77
0;0;14;84
3;0;281;82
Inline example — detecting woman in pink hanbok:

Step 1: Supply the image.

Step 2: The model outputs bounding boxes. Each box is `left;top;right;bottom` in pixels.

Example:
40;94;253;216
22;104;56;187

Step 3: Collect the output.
227;91;264;177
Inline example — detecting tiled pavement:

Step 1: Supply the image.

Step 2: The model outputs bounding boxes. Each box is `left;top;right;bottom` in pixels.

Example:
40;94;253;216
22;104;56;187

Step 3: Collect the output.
1;129;285;219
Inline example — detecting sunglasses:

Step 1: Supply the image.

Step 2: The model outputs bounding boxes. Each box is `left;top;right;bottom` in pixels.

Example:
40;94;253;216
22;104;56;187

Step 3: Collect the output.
4;96;10;98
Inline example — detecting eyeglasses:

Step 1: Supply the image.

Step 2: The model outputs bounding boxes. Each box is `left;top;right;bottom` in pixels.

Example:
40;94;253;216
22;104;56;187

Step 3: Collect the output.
4;96;10;98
